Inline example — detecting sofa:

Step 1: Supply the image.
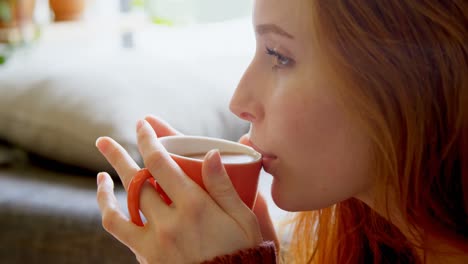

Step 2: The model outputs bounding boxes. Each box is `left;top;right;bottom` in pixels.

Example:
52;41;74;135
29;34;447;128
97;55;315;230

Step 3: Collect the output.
0;18;288;263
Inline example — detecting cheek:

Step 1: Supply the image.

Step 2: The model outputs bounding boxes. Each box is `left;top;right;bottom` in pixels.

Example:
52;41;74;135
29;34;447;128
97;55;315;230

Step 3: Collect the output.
271;85;341;161
268;91;373;211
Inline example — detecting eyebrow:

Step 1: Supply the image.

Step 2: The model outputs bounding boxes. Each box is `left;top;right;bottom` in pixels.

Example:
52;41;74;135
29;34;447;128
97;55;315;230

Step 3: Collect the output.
255;24;295;39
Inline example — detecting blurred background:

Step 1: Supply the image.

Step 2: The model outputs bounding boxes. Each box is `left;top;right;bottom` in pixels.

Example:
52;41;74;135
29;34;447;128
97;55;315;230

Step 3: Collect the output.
0;1;289;263
0;0;253;62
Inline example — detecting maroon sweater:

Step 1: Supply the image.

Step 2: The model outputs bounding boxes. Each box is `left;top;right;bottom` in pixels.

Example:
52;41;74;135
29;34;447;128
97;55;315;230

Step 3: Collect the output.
202;241;277;264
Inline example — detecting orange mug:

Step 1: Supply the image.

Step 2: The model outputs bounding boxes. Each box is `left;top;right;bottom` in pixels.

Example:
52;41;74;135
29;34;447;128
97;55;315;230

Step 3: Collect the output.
127;136;263;226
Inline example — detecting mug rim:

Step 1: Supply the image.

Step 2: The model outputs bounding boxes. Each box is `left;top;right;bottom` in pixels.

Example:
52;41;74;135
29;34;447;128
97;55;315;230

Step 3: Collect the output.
158;135;262;165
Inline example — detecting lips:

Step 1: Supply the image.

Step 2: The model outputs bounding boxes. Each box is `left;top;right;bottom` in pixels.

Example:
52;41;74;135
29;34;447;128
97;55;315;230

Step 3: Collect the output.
247;140;276;158
247;140;277;174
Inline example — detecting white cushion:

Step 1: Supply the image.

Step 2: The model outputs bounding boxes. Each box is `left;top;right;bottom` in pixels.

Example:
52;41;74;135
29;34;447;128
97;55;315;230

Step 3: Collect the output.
0;19;254;172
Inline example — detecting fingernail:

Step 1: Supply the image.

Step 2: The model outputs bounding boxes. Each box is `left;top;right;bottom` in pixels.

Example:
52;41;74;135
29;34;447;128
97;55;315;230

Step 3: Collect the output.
97;172;105;185
136;120;145;131
95;137;107;154
95;137;101;146
95;137;103;148
208;149;223;173
144;114;155;121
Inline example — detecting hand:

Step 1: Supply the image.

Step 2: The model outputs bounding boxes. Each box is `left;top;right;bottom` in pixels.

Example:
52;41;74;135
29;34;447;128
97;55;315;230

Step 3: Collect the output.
143;115;183;137
239;134;280;250
96;117;263;263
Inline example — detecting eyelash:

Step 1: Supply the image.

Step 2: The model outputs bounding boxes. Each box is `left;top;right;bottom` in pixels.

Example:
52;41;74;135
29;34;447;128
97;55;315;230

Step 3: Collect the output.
265;47;295;69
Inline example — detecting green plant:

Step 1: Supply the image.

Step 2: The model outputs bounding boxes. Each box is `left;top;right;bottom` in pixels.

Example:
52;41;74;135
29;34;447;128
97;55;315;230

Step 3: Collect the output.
0;0;41;65
0;0;12;65
0;44;12;65
0;0;12;23
131;0;145;7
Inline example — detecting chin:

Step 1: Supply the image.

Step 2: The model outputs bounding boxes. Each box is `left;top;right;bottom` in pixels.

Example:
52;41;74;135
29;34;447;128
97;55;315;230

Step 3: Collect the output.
270;180;337;212
270;180;301;212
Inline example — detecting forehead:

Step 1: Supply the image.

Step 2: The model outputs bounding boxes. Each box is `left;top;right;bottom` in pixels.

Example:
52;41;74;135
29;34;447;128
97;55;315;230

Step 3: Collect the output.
253;0;313;39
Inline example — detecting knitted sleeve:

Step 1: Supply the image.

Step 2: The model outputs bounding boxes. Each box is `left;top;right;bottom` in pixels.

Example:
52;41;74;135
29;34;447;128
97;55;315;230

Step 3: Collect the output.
201;241;277;264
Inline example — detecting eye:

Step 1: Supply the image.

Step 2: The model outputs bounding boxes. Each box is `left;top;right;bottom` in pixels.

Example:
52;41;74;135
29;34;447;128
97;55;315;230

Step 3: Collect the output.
265;47;295;69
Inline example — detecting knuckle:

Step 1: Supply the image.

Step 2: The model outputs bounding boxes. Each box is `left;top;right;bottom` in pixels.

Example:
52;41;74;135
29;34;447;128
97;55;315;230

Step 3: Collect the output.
211;182;235;200
96;187;105;200
157;224;178;247
97;186;110;203
138;128;153;142
183;198;205;219
107;146;122;162
101;209;118;232
175;190;205;219
217;182;234;196
145;150;166;171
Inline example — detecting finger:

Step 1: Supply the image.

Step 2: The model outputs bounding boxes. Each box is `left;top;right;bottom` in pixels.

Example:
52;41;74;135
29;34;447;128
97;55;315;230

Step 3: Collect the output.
128;169;173;226
253;194;279;249
136;119;190;202
144;115;183;137
96;136;140;190
96;172;143;247
238;134;252;147
202;149;250;216
96;138;170;223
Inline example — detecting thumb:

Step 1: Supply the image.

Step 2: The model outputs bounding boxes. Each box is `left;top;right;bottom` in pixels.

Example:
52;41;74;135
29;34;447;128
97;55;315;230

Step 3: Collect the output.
202;149;248;214
238;134;252;147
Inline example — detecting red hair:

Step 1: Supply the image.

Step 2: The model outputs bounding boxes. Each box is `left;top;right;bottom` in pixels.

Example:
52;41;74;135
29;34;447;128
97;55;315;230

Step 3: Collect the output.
284;1;468;263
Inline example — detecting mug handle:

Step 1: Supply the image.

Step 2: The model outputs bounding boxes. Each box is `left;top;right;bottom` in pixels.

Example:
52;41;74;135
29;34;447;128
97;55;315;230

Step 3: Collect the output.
127;168;172;226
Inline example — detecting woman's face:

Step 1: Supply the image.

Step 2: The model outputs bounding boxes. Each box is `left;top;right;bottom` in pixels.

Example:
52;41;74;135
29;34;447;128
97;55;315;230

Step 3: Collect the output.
230;0;374;211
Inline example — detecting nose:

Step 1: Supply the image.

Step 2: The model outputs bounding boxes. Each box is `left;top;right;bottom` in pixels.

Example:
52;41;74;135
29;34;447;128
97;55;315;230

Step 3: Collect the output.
229;61;265;123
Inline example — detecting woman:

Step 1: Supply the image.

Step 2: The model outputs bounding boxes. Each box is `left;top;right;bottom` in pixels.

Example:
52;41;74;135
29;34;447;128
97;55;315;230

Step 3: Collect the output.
95;0;468;263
